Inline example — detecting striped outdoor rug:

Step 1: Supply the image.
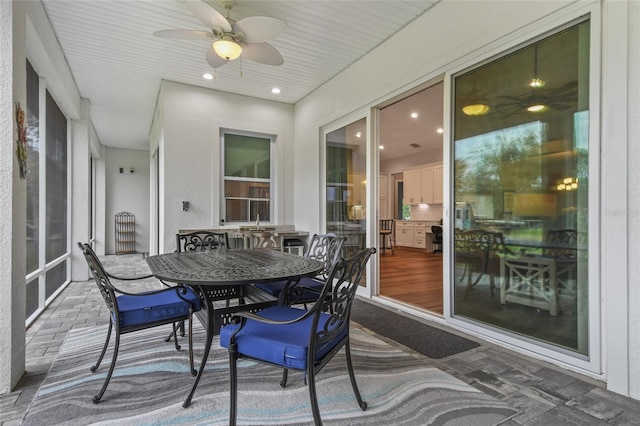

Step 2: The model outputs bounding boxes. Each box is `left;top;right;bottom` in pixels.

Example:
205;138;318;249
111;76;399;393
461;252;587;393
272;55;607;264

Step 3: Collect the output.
22;323;517;425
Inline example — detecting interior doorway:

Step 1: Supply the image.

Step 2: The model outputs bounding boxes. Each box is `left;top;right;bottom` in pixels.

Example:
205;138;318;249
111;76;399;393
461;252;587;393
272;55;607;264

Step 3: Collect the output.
377;82;444;315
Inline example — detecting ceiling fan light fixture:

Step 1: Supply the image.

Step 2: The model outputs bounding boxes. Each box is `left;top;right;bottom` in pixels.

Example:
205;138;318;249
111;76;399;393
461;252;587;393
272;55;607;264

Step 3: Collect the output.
213;37;242;60
527;104;546;112
530;78;545;88
462;104;490;116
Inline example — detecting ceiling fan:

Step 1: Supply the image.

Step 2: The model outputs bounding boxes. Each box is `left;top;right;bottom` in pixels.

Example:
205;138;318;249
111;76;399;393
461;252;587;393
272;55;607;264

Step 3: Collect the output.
494;80;579;116
154;0;287;68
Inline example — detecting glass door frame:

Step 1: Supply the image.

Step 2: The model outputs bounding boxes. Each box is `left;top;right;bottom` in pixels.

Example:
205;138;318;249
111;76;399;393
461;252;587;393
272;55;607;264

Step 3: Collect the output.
320;108;375;298
443;10;602;374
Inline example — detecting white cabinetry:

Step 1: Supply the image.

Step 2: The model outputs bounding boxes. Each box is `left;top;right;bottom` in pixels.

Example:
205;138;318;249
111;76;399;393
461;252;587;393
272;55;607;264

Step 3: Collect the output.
420;166;434;204
433;165;443;203
395;221;427;248
403;163;443;205
403;169;421;205
413;222;427;249
395;221;414;247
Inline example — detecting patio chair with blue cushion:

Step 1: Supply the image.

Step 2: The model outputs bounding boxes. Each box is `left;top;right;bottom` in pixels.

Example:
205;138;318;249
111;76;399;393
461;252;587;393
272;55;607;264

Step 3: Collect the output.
77;242;202;403
220;247;376;426
253;233;345;306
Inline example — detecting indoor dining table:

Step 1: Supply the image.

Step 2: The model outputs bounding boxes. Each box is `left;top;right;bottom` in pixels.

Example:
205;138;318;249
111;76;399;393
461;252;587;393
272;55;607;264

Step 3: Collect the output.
146;248;324;408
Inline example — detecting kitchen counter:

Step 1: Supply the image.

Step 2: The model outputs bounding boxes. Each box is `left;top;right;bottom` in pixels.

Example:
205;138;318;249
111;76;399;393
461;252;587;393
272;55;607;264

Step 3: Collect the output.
179;225;308;252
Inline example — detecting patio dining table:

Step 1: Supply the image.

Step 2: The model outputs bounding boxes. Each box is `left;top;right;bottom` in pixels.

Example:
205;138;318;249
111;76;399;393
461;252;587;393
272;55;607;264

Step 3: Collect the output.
146;248;324;408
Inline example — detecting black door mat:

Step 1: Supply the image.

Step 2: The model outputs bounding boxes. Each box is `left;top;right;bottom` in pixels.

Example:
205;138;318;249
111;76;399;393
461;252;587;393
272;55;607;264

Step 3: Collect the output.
351;299;480;359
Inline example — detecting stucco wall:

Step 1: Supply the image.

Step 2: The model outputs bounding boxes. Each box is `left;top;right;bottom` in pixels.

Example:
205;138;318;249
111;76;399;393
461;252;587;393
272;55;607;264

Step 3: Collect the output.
104;147;151;254
158;81;295;253
0;0;27;393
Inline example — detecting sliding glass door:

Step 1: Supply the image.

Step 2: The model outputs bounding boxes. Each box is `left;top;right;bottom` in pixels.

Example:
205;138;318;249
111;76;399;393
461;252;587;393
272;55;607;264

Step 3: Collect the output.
452;21;590;355
324;117;368;278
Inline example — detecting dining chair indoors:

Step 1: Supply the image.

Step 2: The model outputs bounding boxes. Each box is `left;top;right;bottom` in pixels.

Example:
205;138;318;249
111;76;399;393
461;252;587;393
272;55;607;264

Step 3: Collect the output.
379;219;394;255
253;233;345;306
220;247;376;426
77;242;202;403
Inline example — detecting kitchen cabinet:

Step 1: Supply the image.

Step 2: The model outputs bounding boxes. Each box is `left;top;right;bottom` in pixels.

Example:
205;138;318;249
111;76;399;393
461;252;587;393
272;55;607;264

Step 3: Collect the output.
395;221;415;247
413;222;427;249
421;166;434;204
403;169;421;204
403;163;443;205
379;175;388;198
433;165;443;203
395;221;429;248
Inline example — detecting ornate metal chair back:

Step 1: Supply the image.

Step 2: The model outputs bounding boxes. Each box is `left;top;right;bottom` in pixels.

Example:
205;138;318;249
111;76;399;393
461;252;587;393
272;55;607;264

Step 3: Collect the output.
77;242;118;314
305;233;346;282
312;247;376;347
177;231;230;252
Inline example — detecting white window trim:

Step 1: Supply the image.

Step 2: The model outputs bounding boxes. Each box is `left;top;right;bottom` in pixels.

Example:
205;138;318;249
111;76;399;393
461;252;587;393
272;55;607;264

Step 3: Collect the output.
220;129;275;225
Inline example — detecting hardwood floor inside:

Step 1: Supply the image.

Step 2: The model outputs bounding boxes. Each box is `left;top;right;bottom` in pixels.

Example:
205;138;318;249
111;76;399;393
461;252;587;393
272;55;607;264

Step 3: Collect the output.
379;246;444;314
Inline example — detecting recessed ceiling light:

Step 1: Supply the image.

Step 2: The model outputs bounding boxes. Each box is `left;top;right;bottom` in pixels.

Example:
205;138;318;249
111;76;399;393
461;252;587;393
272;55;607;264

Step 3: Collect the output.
379;145;384;150
437;128;444;134
410;112;418;118
271;87;281;94
202;73;214;80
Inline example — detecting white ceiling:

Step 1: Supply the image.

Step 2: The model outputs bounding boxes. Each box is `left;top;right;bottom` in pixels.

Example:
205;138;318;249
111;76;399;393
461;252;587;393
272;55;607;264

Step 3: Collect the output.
41;0;440;154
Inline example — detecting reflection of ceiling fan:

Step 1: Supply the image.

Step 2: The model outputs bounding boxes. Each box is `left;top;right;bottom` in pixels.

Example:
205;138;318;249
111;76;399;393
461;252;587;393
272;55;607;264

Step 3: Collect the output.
154;0;286;68
495;80;579;116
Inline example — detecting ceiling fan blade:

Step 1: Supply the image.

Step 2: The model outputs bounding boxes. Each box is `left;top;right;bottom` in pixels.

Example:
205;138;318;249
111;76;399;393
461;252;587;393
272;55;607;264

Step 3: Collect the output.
153;29;214;41
185;0;232;32
206;45;229;68
233;16;287;43
241;42;284;66
546;102;572;111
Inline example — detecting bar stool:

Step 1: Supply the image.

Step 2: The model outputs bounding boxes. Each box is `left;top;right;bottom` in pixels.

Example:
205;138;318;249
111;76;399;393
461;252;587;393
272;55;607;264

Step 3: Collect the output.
380;219;394;255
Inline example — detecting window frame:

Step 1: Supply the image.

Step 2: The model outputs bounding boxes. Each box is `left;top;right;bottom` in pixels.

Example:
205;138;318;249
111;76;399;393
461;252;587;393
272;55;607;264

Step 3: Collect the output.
443;11;601;374
220;129;275;224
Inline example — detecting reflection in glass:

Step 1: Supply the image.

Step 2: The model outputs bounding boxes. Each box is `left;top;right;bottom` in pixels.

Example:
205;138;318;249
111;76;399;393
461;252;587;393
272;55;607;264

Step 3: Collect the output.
26;61;40;274
453;21;589;355
325;118;367;272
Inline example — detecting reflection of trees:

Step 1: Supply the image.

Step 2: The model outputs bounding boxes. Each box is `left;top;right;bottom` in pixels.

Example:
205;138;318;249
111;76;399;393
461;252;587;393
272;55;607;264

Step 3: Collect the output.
456;130;542;217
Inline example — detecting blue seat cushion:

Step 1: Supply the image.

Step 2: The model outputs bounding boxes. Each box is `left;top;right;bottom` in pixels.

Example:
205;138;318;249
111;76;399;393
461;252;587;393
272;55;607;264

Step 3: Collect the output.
255;277;324;301
115;287;201;329
219;306;347;370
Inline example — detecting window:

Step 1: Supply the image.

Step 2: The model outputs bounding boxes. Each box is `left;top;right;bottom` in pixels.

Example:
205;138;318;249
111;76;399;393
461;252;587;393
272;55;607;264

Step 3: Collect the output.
25;60;70;324
222;131;273;223
452;21;590;355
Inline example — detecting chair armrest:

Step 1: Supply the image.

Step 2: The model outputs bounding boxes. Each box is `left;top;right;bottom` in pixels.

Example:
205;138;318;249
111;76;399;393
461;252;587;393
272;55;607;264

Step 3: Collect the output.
230;307;314;327
106;271;154;281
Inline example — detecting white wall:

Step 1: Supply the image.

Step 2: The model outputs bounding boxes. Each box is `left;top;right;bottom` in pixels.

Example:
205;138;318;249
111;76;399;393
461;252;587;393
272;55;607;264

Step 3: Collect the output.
0;0;27;393
104;148;150;254
293;0;639;398
157;81;294;253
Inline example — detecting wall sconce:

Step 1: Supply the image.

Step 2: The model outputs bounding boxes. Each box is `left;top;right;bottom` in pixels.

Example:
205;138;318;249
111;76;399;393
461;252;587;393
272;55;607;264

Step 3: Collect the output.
182;201;190;211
